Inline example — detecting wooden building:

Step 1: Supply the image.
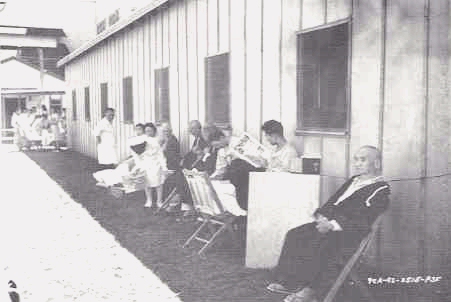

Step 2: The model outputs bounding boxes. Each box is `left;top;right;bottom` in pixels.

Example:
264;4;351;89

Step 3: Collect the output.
58;0;451;292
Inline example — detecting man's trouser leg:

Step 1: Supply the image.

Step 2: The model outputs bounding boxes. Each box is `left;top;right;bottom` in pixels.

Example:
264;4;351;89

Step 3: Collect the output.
273;222;328;291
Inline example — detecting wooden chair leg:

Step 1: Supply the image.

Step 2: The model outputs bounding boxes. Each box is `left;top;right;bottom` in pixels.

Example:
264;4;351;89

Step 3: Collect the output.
183;220;208;248
198;223;228;256
156;188;177;213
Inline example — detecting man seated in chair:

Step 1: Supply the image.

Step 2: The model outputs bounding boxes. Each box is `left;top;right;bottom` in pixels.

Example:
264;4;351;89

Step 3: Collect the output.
266;145;390;302
228;120;298;210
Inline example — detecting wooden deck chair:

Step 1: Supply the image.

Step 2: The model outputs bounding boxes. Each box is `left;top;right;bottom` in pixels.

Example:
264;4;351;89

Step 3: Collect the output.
182;169;242;257
322;214;385;302
155;187;177;213
155;170;178;213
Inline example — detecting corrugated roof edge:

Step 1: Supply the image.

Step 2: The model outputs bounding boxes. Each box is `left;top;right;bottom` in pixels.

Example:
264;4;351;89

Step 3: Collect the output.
57;0;170;68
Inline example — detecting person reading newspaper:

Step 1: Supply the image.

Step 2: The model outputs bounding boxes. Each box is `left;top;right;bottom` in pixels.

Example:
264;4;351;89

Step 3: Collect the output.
227;120;297;210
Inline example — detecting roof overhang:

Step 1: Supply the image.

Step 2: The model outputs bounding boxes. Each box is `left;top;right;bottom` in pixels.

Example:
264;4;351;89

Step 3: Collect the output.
0;34;58;48
57;0;170;68
1;89;65;97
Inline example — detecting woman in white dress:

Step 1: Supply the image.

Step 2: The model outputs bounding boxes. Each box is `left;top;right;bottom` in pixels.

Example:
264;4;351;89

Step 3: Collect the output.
141;122;169;208
94;108;118;169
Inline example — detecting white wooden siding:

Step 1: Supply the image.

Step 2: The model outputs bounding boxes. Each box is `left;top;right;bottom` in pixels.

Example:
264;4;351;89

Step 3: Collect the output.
62;0;451;280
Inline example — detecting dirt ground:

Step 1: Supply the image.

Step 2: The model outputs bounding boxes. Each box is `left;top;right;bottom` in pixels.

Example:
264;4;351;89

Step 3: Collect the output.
22;150;443;302
23;150;281;302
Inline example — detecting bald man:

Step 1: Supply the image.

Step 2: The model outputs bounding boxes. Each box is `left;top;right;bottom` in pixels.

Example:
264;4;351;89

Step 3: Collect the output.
180;120;207;169
158;122;181;171
266;146;391;302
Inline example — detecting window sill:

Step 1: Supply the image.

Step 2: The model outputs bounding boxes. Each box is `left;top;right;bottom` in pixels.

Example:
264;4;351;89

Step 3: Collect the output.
295;129;349;137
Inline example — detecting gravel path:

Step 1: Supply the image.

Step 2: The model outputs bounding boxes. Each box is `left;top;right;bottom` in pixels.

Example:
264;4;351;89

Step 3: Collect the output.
0;150;182;301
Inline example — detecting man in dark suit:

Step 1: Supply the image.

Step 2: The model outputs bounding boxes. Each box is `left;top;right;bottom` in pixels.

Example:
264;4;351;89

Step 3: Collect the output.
266;145;390;302
167;120;209;215
180;120;207;169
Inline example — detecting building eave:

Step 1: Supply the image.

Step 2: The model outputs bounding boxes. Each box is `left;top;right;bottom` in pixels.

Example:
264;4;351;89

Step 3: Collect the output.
1;56;65;81
57;0;171;68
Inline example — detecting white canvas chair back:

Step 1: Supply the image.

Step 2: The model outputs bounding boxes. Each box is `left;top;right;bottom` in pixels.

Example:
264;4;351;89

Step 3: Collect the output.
182;169;225;216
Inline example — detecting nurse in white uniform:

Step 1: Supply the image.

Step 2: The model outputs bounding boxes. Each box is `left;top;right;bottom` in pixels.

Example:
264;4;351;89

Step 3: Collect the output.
94;108;118;169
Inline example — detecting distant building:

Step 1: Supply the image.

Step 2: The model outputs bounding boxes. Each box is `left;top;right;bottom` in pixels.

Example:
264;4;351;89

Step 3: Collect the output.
0;56;65;128
0;25;69;79
0;25;68;128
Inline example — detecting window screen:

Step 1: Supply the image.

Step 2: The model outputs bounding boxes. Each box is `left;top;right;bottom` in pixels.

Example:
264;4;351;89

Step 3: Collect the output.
297;22;349;132
205;53;230;125
72;89;77;121
155;67;170;122
100;82;108;117
84;86;91;121
123;76;134;123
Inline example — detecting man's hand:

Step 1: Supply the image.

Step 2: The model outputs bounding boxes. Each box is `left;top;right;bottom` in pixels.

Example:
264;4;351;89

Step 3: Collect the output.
96;136;101;144
315;215;334;234
247;155;267;168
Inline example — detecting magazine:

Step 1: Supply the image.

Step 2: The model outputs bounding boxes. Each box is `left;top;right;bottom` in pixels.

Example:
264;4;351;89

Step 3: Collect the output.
229;132;272;168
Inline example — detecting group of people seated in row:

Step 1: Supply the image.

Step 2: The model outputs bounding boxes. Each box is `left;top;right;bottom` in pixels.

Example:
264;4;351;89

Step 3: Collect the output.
93;109;302;216
11;105;67;151
93;108;391;302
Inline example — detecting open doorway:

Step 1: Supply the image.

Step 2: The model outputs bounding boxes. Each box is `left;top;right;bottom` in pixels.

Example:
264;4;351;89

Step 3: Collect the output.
4;97;26;128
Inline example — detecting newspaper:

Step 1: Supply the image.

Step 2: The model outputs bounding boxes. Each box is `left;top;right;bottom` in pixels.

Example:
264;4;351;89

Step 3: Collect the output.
229;132;272;168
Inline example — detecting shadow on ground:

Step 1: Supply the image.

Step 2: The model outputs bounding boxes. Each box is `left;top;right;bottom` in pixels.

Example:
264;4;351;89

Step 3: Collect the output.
25;150;433;302
25;150;280;302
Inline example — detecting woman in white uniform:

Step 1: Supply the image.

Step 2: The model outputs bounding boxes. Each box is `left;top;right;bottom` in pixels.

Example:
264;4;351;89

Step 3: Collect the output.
94;108;118;169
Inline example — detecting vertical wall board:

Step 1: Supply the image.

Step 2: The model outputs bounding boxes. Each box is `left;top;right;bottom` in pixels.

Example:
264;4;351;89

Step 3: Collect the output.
229;0;246;135
150;15;157;122
218;0;230;53
327;0;352;22
168;5;180;139
382;0;426;274
280;0;301;146
155;12;163;69
261;0;282;124
197;0;208;127
320;137;347;207
207;0;218;55
136;23;145;123
162;7;170;68
117;36;125;159
245;0;263;140
142;16;151;122
302;0;326;29
187;0;199;123
424;0;451;275
349;0;383;153
177;1;190;152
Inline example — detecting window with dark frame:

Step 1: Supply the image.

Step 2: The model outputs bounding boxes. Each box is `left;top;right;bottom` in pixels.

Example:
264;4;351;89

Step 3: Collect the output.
84;86;91;121
100;82;108;117
123;76;134;123
297;21;350;133
154;67;170;122
205;52;230;126
72;89;77;121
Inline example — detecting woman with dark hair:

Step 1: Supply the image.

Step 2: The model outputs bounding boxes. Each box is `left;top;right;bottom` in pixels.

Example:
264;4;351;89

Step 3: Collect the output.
144;122;157;138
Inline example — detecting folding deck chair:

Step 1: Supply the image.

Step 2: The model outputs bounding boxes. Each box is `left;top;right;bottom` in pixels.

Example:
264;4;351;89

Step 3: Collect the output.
322;214;385;302
182;169;245;257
